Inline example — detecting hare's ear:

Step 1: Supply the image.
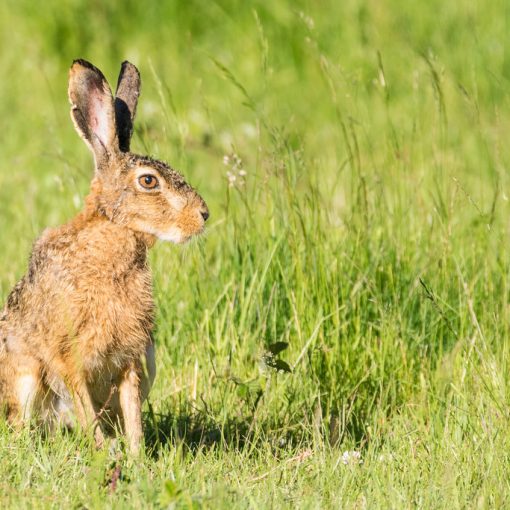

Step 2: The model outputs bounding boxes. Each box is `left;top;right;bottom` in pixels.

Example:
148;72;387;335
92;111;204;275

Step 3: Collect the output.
68;59;117;165
114;61;140;152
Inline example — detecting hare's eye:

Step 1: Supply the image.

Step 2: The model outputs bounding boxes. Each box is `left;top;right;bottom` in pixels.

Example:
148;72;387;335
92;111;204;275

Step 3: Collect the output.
138;174;159;190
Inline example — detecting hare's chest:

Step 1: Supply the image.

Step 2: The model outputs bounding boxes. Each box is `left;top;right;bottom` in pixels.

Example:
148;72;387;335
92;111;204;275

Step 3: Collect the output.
76;269;154;370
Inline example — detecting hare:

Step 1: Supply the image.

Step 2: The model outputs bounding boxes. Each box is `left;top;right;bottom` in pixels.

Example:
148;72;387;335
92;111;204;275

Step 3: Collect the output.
0;59;209;454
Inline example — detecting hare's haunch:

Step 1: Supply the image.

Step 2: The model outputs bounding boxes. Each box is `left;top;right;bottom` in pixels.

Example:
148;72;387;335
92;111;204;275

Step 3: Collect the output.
0;60;209;454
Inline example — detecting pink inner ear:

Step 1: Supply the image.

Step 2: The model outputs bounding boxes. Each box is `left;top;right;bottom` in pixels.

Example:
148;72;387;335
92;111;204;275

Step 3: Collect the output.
90;88;110;147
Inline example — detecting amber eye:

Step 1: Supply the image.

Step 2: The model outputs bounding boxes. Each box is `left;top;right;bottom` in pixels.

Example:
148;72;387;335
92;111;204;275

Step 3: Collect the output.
138;174;159;190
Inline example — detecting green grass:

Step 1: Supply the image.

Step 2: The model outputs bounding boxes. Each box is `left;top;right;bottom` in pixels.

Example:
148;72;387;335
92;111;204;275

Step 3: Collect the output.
1;0;510;507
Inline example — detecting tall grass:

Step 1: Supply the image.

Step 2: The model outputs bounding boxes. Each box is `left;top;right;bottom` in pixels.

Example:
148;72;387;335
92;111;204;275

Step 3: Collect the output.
1;0;510;508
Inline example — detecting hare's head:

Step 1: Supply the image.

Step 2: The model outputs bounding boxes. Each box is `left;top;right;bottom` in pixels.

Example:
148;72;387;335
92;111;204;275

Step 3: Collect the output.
68;59;208;243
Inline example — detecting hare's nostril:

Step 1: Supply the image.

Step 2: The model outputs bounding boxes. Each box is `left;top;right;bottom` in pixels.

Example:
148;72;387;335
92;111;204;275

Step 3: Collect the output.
201;210;209;222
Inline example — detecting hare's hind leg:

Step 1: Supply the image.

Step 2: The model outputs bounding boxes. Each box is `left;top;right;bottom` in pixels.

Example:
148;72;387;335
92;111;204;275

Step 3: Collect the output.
15;372;40;421
0;355;43;425
70;376;105;448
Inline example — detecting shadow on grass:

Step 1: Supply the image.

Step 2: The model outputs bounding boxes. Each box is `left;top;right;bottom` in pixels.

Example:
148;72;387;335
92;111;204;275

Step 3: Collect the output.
142;406;258;459
141;403;366;459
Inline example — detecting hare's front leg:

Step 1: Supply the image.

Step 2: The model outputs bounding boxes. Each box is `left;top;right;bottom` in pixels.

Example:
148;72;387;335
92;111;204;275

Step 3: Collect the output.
118;362;143;454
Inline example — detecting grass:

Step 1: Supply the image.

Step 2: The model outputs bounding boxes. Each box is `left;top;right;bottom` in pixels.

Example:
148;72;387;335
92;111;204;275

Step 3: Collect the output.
1;0;510;507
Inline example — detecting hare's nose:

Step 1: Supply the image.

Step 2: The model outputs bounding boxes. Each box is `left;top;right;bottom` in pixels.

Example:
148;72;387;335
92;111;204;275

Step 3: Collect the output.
201;209;209;222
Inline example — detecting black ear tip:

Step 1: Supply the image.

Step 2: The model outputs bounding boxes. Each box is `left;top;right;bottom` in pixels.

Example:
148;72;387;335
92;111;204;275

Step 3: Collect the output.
120;60;140;76
72;59;96;71
70;59;109;86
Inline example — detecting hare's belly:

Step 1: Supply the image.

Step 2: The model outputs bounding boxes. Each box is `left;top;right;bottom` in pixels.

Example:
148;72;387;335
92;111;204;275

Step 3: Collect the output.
46;342;156;421
78;330;149;379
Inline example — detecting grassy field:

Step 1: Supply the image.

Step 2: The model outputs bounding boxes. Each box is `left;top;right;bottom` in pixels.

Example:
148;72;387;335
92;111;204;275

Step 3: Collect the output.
1;0;510;507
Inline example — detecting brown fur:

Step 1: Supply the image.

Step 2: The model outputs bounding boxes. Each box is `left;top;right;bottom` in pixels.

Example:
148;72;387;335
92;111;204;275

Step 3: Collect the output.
0;60;208;453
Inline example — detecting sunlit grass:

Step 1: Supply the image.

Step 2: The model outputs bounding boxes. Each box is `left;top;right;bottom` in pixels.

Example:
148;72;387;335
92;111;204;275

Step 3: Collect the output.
1;0;510;508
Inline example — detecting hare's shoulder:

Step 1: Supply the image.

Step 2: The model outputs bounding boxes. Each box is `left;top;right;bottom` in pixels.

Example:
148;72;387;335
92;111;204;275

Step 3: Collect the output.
6;218;152;319
29;217;149;276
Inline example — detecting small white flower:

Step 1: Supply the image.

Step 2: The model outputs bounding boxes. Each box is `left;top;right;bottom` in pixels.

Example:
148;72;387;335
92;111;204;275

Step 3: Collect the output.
232;154;242;168
226;171;237;187
341;450;363;465
223;153;247;187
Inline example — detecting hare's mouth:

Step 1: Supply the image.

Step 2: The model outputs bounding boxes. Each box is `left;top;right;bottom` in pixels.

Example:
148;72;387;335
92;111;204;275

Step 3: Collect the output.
135;220;205;244
155;227;186;244
156;226;205;244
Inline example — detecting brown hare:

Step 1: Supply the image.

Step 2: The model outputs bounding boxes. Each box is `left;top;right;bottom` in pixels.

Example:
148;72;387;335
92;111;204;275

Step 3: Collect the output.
0;59;209;454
